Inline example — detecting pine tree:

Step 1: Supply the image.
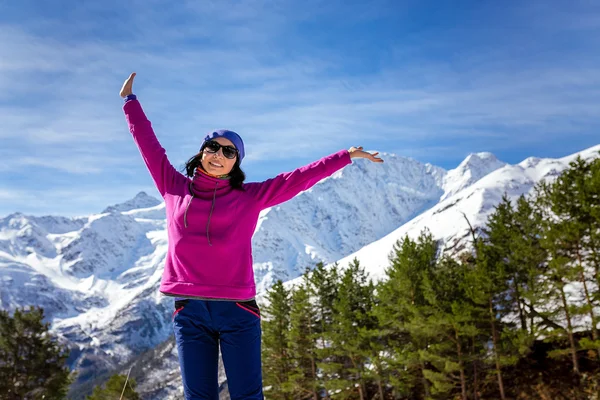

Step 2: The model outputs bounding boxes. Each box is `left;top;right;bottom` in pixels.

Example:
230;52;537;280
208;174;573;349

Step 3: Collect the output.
261;280;293;399
0;306;72;399
479;194;571;397
588;156;600;228
287;274;319;399
539;157;600;357
373;231;438;399
486;196;527;332
416;256;483;400
86;373;140;400
510;195;555;337
537;216;582;374
463;222;509;400
358;297;389;400
534;178;589;375
485;195;551;349
551;156;600;290
308;262;339;333
323;258;375;400
308;262;340;398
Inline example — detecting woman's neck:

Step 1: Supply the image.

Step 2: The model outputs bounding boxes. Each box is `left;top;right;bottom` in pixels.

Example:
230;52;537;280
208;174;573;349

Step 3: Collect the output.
196;167;230;180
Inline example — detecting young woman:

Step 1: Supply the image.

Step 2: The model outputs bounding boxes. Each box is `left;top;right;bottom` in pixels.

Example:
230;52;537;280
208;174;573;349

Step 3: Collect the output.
119;72;383;400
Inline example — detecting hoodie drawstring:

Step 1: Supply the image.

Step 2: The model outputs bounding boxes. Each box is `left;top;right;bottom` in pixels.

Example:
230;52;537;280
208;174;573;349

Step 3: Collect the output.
205;184;218;247
183;182;218;247
184;183;194;229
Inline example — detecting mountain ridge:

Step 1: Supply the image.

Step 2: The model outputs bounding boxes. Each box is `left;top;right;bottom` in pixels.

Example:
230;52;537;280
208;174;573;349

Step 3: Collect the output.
2;145;599;399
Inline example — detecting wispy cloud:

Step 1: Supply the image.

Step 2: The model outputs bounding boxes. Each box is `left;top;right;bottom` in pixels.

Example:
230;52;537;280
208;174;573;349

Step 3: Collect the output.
1;0;599;216
0;185;160;217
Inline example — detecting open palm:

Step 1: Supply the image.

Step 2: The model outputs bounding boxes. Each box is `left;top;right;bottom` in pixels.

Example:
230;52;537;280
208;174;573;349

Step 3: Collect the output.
119;72;136;98
349;146;384;163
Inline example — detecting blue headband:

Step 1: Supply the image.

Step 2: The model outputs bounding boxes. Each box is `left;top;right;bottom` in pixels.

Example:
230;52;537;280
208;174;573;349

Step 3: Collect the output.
202;130;245;163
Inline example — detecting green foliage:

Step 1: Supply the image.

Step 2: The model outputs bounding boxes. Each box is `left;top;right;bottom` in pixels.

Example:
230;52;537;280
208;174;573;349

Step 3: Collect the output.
261;280;293;399
260;154;600;399
287;276;319;398
0;306;72;400
374;231;439;399
86;373;140;400
418;256;484;400
534;156;600;372
323;258;375;398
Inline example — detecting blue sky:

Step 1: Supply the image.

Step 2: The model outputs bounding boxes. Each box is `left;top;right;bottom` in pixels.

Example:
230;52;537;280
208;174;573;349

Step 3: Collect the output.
1;0;599;217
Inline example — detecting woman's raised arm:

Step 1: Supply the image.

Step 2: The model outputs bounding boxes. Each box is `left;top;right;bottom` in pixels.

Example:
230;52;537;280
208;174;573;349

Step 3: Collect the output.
121;73;185;196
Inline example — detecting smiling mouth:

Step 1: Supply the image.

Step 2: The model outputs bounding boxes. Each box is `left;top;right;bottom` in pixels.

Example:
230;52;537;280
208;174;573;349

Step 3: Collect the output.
209;162;223;168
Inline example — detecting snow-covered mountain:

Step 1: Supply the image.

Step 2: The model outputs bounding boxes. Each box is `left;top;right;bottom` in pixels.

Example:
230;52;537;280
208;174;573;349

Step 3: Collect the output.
441;152;506;201
332;145;600;282
1;144;598;399
102;192;162;214
252;153;447;292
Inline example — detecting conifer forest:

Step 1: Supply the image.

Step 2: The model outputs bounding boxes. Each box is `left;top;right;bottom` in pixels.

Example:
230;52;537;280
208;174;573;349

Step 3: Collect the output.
260;155;600;400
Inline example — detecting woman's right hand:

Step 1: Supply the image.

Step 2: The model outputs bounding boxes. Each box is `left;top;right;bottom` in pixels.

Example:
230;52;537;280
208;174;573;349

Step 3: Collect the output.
120;72;136;98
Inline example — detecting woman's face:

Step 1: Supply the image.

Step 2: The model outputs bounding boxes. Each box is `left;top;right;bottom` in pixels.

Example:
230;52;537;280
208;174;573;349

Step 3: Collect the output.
200;137;238;176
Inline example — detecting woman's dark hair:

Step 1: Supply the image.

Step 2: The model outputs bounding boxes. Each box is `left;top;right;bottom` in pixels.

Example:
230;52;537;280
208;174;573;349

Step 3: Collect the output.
182;148;246;190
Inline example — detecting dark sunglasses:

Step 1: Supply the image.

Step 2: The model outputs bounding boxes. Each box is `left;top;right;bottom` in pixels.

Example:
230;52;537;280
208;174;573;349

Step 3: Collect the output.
203;141;238;159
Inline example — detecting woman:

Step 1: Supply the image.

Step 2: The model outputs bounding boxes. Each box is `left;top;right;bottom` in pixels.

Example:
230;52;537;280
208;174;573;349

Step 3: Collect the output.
119;72;383;400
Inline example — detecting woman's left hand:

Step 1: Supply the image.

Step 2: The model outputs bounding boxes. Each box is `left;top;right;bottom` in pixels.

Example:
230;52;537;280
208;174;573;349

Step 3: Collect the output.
348;146;384;163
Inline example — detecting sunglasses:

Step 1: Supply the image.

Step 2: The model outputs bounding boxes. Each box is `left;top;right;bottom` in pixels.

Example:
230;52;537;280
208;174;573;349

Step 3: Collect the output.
203;141;238;159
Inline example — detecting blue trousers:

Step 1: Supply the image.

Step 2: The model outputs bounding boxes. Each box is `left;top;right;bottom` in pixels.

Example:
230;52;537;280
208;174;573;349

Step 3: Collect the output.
173;299;264;400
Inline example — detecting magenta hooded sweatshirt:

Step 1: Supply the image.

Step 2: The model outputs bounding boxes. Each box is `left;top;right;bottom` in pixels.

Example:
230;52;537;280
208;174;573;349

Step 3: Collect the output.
124;99;352;301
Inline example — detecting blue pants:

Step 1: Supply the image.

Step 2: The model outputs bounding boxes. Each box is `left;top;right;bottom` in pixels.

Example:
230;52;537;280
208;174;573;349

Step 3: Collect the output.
173;299;264;400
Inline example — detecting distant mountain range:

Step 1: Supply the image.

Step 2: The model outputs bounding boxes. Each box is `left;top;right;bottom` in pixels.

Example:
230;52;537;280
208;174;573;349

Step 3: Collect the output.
1;144;598;399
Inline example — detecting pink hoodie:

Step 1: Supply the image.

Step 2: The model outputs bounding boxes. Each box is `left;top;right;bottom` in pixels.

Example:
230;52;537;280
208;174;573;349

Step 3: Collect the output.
124;99;352;300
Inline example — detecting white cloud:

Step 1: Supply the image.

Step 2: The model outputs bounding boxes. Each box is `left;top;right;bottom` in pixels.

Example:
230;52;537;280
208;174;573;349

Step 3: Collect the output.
0;185;160;218
1;1;600;216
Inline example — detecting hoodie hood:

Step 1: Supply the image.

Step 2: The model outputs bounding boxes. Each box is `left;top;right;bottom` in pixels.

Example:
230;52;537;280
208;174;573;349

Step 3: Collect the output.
185;170;234;246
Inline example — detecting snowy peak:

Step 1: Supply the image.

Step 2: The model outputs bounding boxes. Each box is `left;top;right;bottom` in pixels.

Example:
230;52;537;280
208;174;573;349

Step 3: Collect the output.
102;192;161;214
333;144;600;283
442;152;506;201
462;152;500;166
251;152;447;292
60;212;149;279
0;213;69;258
